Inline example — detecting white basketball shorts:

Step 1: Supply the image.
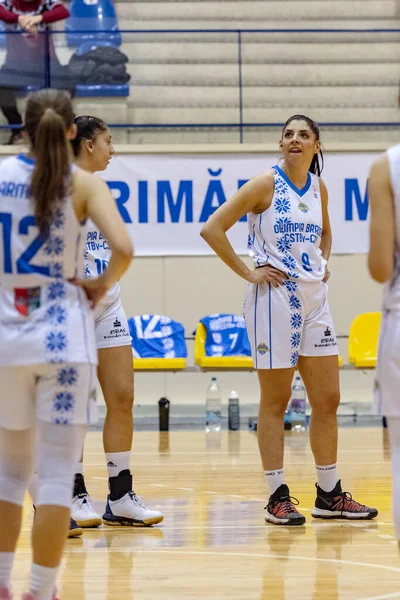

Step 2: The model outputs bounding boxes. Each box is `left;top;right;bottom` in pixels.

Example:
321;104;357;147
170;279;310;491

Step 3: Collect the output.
94;297;132;350
372;310;400;417
0;363;98;430
244;279;338;369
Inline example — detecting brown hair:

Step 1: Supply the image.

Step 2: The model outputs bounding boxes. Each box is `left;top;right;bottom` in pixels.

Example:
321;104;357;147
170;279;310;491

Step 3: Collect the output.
25;89;74;236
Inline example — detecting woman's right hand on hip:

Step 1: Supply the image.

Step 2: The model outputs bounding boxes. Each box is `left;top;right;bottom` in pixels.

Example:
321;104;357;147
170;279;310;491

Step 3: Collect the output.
248;265;288;287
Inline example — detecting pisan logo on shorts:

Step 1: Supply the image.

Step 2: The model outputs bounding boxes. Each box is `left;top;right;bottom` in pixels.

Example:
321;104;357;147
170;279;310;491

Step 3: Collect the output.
257;342;269;355
297;202;310;213
113;318;122;328
324;326;331;337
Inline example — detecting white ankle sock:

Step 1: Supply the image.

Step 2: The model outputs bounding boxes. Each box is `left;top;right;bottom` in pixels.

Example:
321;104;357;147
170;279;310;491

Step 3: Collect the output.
105;452;131;478
75;462;84;476
29;564;59;600
264;469;285;496
388;418;400;539
0;552;14;588
316;463;338;493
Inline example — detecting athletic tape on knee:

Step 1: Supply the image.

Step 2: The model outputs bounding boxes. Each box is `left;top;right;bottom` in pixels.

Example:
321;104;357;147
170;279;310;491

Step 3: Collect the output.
0;475;27;506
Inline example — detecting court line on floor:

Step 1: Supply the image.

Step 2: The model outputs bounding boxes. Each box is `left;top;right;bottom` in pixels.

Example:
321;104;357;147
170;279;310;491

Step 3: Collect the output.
359;592;400;600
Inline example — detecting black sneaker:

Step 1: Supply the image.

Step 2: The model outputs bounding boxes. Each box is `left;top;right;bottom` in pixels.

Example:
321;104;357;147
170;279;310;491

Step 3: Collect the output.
311;480;378;520
3;131;25;145
265;484;306;526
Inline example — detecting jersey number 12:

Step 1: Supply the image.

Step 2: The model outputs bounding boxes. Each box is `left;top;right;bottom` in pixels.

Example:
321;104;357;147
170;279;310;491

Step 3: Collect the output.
0;212;50;275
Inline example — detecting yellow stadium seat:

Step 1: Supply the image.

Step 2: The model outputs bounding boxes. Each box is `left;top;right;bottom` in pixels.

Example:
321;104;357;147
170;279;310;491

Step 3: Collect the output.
133;357;186;371
348;312;381;368
194;322;254;369
338;355;343;367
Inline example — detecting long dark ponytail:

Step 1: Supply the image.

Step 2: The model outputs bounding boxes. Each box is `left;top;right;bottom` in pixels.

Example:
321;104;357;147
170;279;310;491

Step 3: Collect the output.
282;114;324;176
25;89;74;237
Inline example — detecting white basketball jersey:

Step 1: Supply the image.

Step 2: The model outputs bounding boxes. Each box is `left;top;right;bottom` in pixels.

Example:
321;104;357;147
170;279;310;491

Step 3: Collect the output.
247;165;326;283
84;219;119;306
0;154;96;366
384;145;400;311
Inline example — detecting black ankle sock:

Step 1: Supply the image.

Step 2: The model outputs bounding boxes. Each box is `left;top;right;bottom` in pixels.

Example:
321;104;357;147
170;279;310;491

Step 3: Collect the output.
109;469;132;501
73;473;88;497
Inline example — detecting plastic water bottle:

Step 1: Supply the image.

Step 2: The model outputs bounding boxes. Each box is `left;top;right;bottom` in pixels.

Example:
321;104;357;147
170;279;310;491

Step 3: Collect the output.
289;375;307;432
228;390;240;431
205;377;222;432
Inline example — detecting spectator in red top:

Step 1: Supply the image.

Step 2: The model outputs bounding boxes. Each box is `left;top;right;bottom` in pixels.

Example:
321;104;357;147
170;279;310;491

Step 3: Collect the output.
0;1;71;144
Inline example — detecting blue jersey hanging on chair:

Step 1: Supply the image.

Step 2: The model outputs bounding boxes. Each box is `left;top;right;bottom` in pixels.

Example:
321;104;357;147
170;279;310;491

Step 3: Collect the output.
128;315;188;359
200;314;251;357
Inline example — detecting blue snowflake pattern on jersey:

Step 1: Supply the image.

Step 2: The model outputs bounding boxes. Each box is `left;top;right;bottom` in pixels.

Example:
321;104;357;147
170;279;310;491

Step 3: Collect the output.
289;295;302;311
44;237;64;257
284;281;297;293
273;173;289;198
53;392;74;412
274;198;291;215
282;256;297;271
83;263;91;279
46;331;67;352
291;313;303;330
57;367;78;387
46;305;66;326
47;282;66;301
52;209;65;230
291;332;301;349
291;351;299;367
247;234;253;250
277;237;292;254
49;262;63;279
275;216;292;231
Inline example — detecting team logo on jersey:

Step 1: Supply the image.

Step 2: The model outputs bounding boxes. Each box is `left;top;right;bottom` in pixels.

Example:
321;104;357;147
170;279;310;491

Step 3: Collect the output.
297;202;310;214
257;342;269;355
14;287;41;317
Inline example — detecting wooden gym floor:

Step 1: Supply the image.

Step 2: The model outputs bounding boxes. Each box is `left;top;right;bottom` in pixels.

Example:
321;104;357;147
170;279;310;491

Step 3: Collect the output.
12;428;400;599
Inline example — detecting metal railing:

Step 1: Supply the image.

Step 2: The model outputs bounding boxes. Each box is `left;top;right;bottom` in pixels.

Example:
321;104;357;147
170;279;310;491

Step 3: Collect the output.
1;27;400;142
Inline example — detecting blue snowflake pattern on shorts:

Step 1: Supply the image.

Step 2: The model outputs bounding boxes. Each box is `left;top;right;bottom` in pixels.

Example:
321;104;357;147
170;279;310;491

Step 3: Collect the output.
284;280;297;293
289;295;302;311
57;367;78;387
247;234;253;249
53;392;74;412
291;351;299;367
46;305;66;326
277;237;292;254
44;237;64;257
52;417;70;424
288;271;300;279
291;332;301;349
291;313;302;330
46;331;67;352
49;262;63;279
282;256;297;271
47;282;66;301
274;198;291;215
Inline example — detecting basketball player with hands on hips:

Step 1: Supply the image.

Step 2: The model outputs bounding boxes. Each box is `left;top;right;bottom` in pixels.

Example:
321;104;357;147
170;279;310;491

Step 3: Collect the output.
201;114;377;525
0;89;133;600
368;144;400;544
69;116;163;528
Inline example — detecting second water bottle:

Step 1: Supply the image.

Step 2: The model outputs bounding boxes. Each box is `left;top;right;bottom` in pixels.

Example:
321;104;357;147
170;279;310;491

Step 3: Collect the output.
205;377;222;432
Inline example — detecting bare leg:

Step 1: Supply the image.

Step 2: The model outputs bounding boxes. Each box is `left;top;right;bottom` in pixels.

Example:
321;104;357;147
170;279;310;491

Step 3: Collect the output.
297;355;340;466
98;345;134;454
257;367;295;470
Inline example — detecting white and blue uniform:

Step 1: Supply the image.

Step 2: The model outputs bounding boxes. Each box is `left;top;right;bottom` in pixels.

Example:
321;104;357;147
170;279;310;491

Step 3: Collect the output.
373;145;400;416
0;154;97;429
84;219;131;349
244;165;338;369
